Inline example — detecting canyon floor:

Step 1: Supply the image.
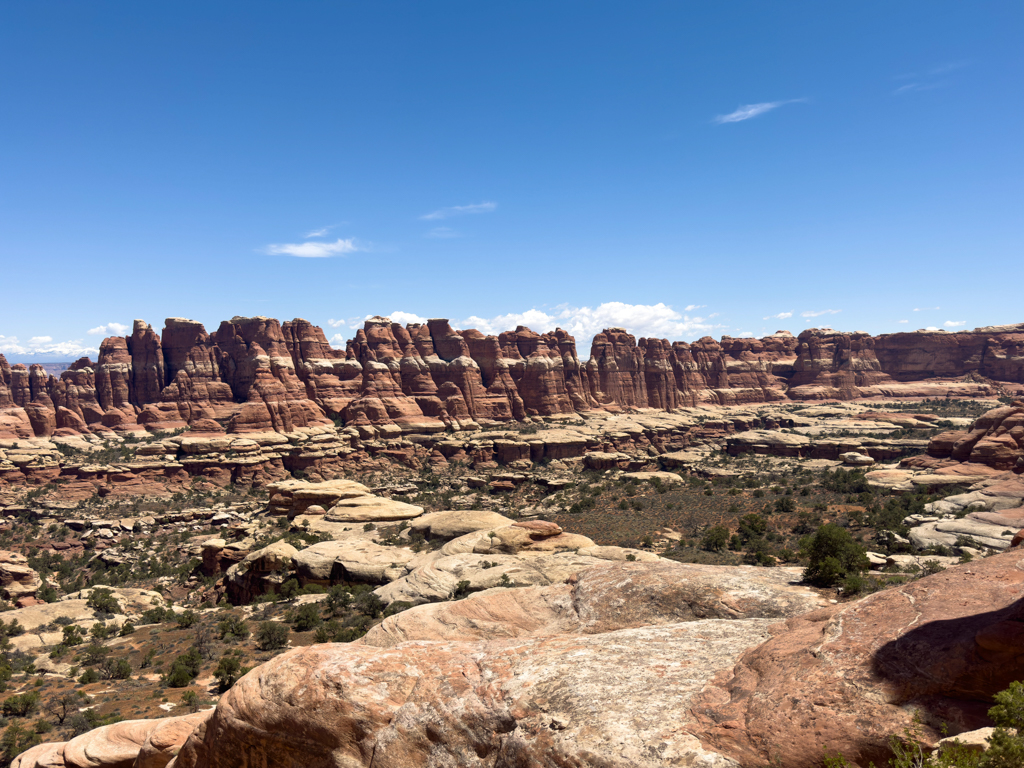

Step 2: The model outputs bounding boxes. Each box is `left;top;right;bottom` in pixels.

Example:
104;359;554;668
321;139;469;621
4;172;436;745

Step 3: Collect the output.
0;393;1022;767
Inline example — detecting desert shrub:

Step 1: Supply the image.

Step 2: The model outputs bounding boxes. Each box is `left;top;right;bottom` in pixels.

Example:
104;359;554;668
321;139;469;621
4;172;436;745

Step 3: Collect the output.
801;524;870;588
701;526;730;552
164;647;203;688
214;654;245;692
218;614;249;642
255;621;289;651
175;610;199;629
738;514;768;542
140;606;175;624
86;588;120;615
292;603;323;632
2;692;39;718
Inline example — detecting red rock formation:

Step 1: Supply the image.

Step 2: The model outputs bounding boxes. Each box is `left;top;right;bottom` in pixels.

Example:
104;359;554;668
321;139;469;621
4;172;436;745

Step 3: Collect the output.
127;320;165;405
787;328;890;400
4;318;1023;438
875;324;1024;383
588;328;648;407
923;401;1024;473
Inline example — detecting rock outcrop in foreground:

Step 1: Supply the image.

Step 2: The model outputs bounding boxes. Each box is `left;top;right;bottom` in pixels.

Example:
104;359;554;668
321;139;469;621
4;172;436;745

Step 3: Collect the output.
15;552;1024;767
2;317;1022;438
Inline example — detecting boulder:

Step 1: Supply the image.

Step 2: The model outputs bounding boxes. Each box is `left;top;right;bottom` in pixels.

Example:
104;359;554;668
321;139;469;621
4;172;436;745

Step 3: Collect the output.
225;541;299;603
325;496;423;523
408;509;515;540
291;540;417;586
10;742;65;768
0;550;42;600
623;470;684;485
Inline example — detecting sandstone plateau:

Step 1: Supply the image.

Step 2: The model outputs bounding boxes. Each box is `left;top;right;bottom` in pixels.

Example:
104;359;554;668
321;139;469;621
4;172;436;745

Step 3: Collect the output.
11;552;1024;768
2;318;1022;440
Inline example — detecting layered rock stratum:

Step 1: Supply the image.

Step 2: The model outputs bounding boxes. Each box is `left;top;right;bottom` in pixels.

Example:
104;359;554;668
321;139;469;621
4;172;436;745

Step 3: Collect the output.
2;318;1022;440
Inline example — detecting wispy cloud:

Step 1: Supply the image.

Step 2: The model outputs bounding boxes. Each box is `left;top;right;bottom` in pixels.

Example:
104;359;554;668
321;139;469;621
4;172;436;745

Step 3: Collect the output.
684;304;706;311
326;319;345;328
87;322;130;336
265;238;361;258
420;201;497;221
898;320;909;324
944;320;966;328
801;309;841;318
424;226;461;239
893;61;968;96
913;306;940;312
894;82;946;95
305;226;332;238
763;311;793;320
713;99;805;124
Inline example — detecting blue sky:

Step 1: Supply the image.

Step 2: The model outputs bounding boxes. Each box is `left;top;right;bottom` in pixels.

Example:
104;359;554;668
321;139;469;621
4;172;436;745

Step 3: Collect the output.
1;1;1021;360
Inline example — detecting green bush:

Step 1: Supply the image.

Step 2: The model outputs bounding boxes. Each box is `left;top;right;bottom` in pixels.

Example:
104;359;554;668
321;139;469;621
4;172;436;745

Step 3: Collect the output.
214;654;243;692
164;647;203;688
175;610;199;629
255;621;289;651
62;625;84;646
292;603;323;632
2;692;39;718
86;588;120;615
701;525;730;552
218;614;249;642
802;524;870;588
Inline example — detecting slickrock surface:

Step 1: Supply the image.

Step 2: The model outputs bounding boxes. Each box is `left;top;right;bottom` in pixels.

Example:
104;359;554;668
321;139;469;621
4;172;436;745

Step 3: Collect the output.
13;554;1024;767
361;560;827;647
690;548;1024;766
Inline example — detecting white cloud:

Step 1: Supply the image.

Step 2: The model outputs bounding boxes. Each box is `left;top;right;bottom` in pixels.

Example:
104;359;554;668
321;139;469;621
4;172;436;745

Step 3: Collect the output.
357;311;428;328
329;303;724;348
684;304;706;311
925;326;940;331
713;99;804;124
265;238;361;258
763;311;793;320
386;311;428;326
462;302;720;344
913;306;940;312
87;322;130;336
424;227;461;239
326;319;345;328
898;320;909;324
944;320;966;328
801;309;841;318
305;226;331;238
738;332;754;338
708;312;720;318
0;334;99;359
329;334;346;346
420;202;496;221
